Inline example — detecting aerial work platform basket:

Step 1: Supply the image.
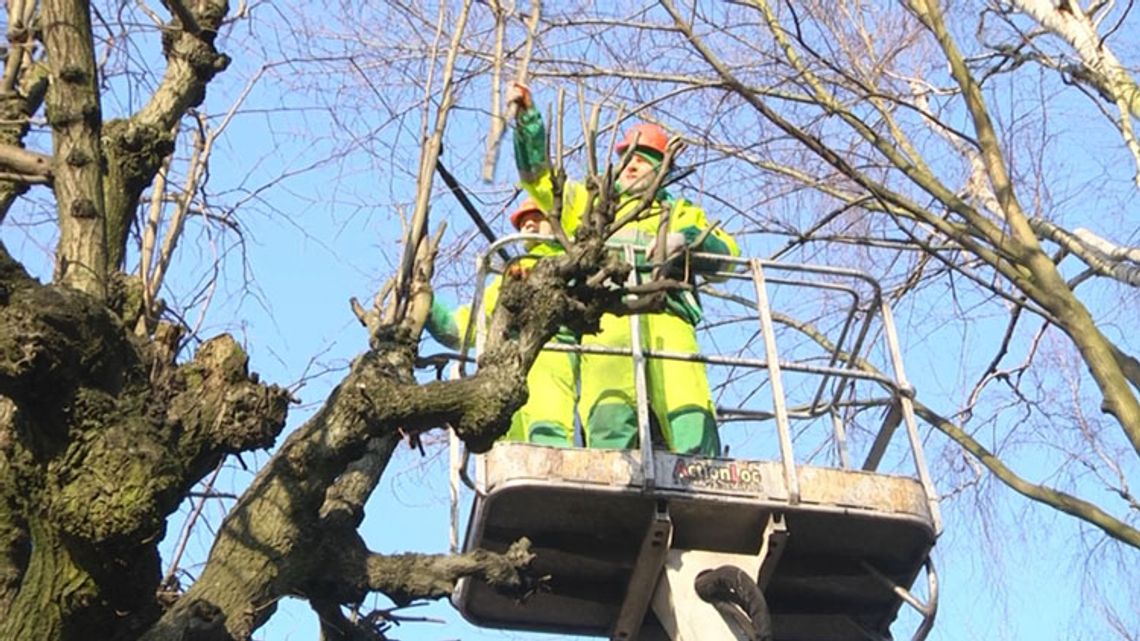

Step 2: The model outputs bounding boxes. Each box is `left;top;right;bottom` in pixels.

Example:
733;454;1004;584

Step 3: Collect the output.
446;239;942;641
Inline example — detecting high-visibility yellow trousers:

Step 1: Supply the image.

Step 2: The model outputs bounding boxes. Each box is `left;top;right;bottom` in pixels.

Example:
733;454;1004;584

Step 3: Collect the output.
579;312;719;456
503;346;578;447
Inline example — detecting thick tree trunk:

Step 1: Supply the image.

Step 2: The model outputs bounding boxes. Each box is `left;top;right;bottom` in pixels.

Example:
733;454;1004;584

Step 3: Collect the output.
0;518;162;641
3;522;73;641
42;0;107;298
0;410;29;615
0;243;290;641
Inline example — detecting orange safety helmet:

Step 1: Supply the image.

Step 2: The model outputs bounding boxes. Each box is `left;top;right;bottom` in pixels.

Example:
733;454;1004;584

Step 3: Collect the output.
615;122;669;155
509;197;545;230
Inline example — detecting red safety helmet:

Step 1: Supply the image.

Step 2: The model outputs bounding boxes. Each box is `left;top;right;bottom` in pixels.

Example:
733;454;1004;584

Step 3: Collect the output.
615;122;669;155
509;197;545;230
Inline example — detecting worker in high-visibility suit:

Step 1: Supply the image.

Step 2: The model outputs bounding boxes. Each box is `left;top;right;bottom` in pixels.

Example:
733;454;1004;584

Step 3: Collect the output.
507;83;739;457
425;199;577;447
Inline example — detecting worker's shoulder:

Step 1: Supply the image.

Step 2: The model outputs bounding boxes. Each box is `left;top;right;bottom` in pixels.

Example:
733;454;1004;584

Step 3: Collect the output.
666;195;708;218
517;105;544;127
527;242;565;257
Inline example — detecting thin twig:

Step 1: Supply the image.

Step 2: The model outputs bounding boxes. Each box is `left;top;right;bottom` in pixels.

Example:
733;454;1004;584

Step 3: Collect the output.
481;0;541;181
480;0;506;182
161;458;226;591
394;0;475;323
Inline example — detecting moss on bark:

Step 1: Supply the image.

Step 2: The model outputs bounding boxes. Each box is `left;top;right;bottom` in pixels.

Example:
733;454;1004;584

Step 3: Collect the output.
0;237;289;640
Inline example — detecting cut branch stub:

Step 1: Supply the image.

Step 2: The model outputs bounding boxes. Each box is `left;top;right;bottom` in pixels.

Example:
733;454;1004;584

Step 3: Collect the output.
364;538;537;606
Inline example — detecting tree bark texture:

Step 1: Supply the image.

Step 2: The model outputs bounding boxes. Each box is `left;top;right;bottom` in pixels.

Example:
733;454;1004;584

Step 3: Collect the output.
42;0;107;298
0;242;291;641
141;231;638;640
0;218;636;641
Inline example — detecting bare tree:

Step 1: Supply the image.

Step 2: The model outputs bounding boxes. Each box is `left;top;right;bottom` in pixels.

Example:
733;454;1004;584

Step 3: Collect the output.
0;2;704;639
645;0;1140;546
5;0;1139;639
411;0;1140;548
374;0;1138;634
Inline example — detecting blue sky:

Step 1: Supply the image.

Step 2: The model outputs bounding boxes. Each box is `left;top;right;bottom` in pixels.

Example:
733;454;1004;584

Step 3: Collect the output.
2;2;1138;639
188;47;1128;641
157;3;1139;639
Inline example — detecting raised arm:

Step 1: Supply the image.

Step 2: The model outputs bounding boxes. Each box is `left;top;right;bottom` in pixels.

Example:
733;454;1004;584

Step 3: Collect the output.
507;83;588;235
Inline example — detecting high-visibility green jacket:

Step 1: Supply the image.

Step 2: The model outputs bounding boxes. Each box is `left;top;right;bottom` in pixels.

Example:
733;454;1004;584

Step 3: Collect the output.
426;241;578;447
513;107;740;324
426;241;575;349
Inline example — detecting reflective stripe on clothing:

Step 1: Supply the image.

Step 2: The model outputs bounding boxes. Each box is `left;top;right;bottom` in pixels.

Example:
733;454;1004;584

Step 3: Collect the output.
579;311;720;456
424;242;577;446
506;348;578;447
